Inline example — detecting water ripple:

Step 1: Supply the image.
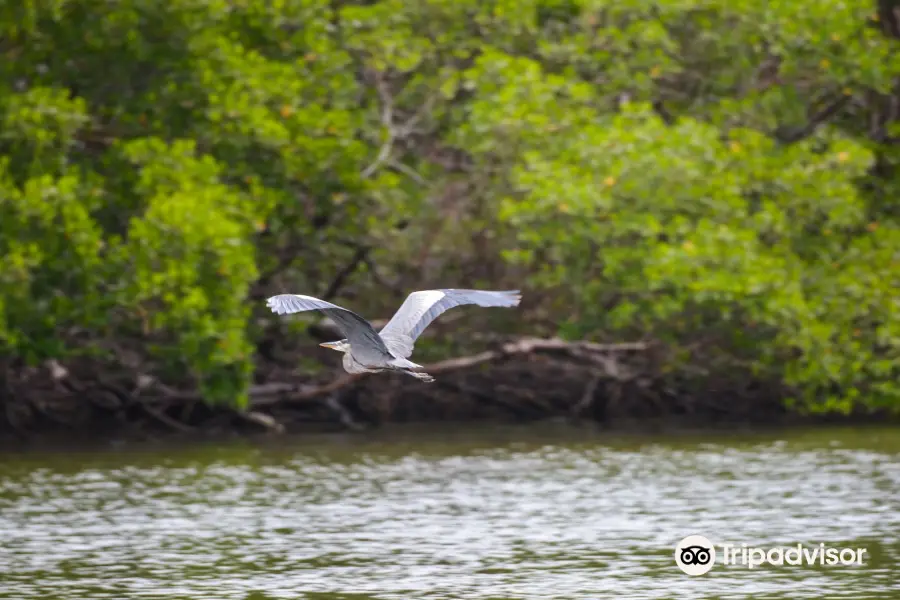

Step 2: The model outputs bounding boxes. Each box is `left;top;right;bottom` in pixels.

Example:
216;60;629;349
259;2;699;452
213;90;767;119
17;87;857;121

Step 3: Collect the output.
0;425;898;599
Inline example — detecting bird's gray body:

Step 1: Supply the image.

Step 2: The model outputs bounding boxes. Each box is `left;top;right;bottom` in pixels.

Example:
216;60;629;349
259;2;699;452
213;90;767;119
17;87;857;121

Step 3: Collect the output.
266;289;521;382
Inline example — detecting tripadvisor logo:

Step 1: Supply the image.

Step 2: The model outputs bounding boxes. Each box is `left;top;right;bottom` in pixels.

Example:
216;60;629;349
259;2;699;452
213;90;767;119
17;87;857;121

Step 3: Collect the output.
675;535;716;575
674;535;868;575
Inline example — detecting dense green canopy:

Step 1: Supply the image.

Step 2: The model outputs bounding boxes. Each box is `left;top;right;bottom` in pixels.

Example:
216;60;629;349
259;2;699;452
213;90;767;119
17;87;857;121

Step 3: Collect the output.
1;0;898;412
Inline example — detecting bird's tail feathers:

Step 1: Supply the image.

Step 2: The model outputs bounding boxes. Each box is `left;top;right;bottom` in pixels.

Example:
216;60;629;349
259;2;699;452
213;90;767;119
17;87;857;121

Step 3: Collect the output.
389;357;424;370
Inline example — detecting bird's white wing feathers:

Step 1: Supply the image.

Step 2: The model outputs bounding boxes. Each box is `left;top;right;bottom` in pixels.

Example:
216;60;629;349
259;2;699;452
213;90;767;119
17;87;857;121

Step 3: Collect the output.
266;294;392;359
267;290;521;362
378;289;521;357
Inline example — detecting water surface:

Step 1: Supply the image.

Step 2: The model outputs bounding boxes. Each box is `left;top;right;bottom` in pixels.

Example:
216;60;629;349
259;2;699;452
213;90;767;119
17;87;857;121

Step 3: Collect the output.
1;424;898;599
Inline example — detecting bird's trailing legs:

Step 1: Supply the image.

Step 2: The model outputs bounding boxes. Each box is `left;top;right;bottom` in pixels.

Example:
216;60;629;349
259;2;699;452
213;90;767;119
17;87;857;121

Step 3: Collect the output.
402;370;435;383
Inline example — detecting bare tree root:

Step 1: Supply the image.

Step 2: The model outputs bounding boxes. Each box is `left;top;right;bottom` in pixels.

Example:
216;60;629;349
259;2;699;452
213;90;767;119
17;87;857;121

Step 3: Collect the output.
241;337;650;407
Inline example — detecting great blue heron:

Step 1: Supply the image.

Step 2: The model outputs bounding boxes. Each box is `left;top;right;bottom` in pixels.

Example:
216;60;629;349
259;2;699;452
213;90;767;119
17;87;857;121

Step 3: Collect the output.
266;289;521;382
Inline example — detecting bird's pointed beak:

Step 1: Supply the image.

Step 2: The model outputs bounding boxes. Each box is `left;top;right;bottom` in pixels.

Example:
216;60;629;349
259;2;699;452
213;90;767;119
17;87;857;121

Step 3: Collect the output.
319;341;339;350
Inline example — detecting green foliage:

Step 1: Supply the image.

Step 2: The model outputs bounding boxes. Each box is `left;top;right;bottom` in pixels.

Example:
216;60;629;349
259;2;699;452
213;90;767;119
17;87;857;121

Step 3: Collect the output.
448;1;900;413
0;0;897;414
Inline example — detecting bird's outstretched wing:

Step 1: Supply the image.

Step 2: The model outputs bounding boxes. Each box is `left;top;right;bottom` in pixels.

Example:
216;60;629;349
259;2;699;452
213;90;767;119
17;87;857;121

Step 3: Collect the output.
266;294;392;356
378;289;521;357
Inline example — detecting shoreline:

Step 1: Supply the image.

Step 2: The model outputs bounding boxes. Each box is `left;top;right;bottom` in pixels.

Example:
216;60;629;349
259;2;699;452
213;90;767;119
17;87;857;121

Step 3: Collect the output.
1;414;895;453
2;381;894;449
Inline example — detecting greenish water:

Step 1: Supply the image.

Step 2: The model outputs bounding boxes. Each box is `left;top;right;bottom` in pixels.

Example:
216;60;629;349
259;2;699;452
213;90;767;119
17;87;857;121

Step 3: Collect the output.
0;424;898;599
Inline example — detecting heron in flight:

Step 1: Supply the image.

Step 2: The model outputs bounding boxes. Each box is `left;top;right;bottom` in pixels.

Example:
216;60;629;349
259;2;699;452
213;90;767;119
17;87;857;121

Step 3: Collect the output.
266;289;521;382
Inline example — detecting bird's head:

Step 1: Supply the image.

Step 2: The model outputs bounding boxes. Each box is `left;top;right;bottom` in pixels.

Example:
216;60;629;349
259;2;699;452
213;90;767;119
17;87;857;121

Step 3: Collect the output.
319;339;350;353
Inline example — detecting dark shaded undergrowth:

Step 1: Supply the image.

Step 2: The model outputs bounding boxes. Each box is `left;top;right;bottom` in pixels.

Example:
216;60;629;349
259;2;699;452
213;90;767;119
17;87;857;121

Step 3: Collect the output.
3;337;890;445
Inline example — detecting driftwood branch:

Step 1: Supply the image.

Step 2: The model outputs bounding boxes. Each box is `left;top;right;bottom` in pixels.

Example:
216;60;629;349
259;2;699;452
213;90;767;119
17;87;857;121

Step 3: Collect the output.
325;394;365;431
142;403;195;433
572;374;603;418
247;337;650;407
248;374;366;407
25;337;651;436
236;410;285;433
